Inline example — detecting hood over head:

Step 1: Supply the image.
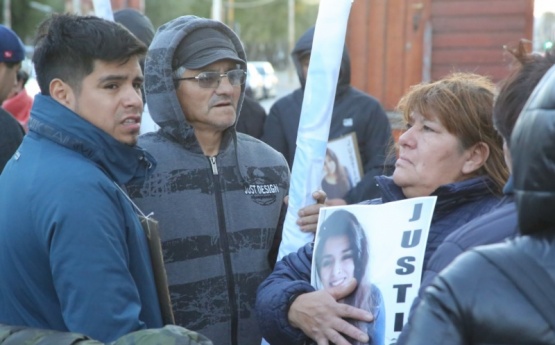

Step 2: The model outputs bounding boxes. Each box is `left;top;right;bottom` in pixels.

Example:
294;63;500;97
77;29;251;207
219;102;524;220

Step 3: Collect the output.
511;64;555;235
144;15;246;146
291;26;351;96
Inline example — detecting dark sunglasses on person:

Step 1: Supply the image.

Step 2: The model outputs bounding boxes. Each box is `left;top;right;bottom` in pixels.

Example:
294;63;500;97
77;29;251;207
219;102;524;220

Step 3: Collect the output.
174;69;247;89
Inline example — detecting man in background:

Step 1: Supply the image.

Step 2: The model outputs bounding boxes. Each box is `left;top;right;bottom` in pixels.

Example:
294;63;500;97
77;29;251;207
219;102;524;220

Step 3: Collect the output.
262;26;394;204
0;25;26;173
3;68;34;131
236;85;266;138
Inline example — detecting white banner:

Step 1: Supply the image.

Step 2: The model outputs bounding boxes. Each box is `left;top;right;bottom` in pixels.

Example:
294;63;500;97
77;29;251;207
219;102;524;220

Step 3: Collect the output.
311;196;437;344
92;0;114;21
277;0;354;260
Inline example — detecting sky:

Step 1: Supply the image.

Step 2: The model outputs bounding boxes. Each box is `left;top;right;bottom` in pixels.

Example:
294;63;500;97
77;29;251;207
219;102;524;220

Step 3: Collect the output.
535;0;555;16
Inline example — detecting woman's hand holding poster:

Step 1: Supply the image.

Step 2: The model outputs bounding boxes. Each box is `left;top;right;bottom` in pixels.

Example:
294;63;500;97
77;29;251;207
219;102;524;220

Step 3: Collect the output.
310;196;437;344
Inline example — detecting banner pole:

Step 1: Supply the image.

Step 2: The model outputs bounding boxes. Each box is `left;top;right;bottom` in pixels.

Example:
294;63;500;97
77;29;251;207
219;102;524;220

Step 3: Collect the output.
277;0;354;260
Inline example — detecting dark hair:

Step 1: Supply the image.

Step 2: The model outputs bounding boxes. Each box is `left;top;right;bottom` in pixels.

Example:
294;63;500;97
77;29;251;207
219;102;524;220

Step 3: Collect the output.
315;210;368;283
324;148;351;191
494;40;555;144
32;13;147;96
315;210;378;345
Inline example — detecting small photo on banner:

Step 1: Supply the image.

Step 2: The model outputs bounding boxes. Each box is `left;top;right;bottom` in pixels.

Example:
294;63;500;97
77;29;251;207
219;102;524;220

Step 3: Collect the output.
322;132;363;199
310;196;437;344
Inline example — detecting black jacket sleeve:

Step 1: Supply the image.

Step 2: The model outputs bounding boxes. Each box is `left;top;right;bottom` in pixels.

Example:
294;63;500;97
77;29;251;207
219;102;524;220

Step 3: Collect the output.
0;109;25;174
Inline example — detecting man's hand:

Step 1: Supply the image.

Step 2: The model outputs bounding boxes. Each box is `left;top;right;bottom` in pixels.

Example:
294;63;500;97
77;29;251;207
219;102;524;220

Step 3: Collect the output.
296;190;327;233
287;278;373;345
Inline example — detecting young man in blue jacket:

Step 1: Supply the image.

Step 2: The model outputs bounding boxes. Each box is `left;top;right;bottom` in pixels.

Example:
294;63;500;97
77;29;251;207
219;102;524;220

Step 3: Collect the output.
0;14;163;342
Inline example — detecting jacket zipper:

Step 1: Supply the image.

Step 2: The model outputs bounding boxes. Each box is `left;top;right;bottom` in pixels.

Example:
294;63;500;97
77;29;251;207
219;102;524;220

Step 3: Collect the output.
209;156;238;345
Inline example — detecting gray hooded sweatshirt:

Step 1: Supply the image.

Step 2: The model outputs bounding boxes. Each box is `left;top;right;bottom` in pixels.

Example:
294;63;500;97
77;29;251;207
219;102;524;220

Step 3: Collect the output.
126;16;290;345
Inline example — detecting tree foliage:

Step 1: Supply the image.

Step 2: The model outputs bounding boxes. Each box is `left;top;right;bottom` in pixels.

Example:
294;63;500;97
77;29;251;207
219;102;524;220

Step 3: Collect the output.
1;0;64;45
145;0;211;29
233;1;318;69
3;0;319;69
144;0;318;70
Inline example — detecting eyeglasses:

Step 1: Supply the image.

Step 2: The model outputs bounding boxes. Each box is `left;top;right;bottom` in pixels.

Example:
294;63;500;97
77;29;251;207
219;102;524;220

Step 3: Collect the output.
174;69;247;89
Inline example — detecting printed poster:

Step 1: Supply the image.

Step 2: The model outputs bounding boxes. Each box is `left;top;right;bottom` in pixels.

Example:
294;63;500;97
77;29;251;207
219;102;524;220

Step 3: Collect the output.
310;196;437;344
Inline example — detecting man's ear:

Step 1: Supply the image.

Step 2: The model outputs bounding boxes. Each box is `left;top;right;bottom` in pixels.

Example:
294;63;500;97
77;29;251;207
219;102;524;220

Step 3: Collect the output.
462;142;490;175
49;78;75;109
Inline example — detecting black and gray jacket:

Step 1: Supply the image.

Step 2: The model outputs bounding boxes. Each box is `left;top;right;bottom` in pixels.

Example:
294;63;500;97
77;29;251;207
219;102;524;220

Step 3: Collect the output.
126;16;290;345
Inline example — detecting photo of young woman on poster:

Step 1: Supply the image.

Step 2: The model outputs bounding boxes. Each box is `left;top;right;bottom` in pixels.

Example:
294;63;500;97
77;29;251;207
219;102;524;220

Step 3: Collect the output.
321;148;353;199
314;209;386;345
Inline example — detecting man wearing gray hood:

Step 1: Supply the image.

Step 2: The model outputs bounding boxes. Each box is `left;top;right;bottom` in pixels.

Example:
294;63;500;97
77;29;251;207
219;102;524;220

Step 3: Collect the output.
125;16;290;345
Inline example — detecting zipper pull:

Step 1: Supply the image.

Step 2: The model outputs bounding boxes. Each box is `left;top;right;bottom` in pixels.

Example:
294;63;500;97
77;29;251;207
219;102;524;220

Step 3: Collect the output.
209;156;218;175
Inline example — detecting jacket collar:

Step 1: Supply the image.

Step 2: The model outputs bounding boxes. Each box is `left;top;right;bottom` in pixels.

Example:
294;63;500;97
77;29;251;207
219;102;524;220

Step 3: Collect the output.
28;95;156;185
503;175;514;195
376;175;497;214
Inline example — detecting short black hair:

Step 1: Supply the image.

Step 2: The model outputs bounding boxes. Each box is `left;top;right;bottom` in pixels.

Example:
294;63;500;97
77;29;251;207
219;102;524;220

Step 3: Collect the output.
32;13;147;96
494;40;555;144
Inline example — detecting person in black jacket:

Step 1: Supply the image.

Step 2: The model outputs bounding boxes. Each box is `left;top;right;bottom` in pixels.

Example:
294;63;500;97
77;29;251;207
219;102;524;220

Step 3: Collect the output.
261;26;394;204
236;86;266;139
399;42;555;324
398;56;555;345
0;25;26;174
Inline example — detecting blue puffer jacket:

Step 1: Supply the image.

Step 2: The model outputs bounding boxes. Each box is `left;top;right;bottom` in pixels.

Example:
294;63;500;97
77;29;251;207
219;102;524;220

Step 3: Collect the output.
256;174;501;344
0;96;163;342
